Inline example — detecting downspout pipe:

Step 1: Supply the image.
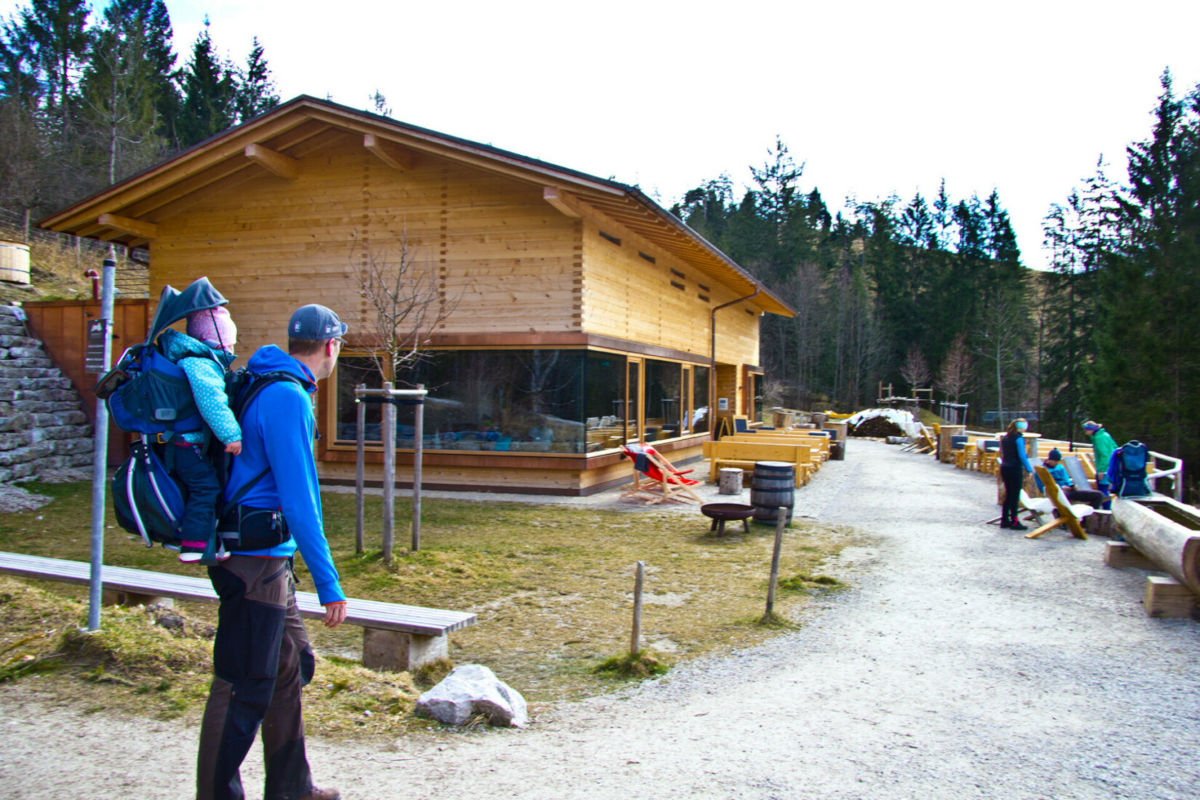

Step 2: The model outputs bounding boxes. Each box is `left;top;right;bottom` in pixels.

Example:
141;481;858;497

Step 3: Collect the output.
710;289;760;439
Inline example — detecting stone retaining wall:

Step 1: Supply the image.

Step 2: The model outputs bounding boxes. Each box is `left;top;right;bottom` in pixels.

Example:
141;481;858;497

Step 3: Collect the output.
0;306;95;483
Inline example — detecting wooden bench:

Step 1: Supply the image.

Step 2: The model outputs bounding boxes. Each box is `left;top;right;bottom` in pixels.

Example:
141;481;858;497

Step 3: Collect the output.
702;441;813;486
0;551;476;673
727;432;830;462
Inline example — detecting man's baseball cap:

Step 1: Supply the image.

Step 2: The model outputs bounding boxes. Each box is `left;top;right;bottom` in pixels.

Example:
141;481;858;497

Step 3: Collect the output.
289;304;348;340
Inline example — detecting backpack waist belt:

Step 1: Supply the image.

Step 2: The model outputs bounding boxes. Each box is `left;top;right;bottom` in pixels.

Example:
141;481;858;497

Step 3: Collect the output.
217;504;289;551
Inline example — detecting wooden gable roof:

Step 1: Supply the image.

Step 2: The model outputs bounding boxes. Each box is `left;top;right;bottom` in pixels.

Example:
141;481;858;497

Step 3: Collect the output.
40;95;794;318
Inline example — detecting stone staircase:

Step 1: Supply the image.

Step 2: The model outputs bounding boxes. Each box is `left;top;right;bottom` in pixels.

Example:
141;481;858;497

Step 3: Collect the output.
0;306;94;484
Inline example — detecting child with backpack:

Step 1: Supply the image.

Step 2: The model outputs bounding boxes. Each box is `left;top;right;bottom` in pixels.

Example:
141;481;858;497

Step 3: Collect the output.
162;305;243;563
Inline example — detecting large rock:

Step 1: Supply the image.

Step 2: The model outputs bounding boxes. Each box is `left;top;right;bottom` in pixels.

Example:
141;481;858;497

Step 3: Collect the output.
414;664;528;728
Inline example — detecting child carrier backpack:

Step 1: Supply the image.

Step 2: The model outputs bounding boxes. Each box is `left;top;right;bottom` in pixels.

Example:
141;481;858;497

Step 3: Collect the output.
96;278;227;443
111;366;300;549
1114;440;1150;497
97;277;301;551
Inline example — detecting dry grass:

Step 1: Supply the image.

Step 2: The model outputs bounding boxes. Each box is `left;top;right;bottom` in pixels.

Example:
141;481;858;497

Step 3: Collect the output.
0;220;145;303
0;480;856;738
0;223;91;303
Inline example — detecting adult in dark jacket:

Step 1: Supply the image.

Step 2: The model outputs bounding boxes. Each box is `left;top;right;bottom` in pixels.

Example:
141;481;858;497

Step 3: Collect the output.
196;305;348;800
999;417;1034;530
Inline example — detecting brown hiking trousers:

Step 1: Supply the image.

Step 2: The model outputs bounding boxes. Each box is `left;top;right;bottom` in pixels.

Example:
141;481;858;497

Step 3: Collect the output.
196;556;317;800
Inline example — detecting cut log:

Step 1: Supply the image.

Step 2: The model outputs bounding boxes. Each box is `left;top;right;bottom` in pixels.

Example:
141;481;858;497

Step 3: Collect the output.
1112;497;1200;592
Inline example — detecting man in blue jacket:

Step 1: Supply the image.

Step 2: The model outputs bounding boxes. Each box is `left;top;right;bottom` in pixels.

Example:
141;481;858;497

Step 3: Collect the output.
196;304;349;800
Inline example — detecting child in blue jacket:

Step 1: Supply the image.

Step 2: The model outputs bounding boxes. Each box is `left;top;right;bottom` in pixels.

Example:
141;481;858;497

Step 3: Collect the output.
162;306;242;563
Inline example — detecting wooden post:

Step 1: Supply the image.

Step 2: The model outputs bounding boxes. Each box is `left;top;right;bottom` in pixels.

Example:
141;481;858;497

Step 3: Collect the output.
381;381;395;565
412;384;423;552
354;384;365;555
630;561;645;656
765;506;786;617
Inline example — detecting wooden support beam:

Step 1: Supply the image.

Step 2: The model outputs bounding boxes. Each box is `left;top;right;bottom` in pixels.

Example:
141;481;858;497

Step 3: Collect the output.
1105;541;1156;570
1144;575;1200;619
543;186;582;218
97;213;157;240
364;134;415;171
243;142;299;180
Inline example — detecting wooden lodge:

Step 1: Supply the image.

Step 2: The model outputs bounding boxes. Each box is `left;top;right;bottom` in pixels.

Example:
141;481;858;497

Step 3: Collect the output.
40;96;794;494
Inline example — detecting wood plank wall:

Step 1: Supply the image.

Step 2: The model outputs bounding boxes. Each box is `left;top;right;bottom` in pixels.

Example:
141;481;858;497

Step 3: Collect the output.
22;298;151;463
578;215;761;365
150;143;580;357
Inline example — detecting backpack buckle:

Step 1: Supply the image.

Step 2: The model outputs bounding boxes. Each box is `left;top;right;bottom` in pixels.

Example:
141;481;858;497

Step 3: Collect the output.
155;432;171;445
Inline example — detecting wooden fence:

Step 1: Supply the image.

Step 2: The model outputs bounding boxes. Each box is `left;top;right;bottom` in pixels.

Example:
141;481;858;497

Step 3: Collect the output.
22;298;151;464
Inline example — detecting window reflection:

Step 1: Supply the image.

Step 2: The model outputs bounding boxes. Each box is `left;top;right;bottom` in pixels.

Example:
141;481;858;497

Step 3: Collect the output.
334;350;711;452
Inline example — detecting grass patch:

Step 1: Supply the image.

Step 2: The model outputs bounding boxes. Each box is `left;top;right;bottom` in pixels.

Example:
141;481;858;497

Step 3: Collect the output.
756;611;798;629
0;480;857;738
593;650;670;679
776;572;845;592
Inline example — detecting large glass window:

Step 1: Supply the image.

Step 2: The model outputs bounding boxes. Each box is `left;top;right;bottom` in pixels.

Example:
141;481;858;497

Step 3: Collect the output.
335;349;711;453
335;356;386;443
692;365;710;434
583;353;627;452
643;359;682;443
750;371;764;423
626;360;640;444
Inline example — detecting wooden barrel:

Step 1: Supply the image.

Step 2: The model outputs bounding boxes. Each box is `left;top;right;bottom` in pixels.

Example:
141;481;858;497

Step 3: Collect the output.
0;242;30;285
751;460;795;525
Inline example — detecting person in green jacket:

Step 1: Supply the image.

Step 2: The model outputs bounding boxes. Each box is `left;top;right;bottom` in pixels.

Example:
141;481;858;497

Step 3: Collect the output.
1083;420;1117;496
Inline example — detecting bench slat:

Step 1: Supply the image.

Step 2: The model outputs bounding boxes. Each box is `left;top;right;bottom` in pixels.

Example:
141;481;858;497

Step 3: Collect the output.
0;552;475;638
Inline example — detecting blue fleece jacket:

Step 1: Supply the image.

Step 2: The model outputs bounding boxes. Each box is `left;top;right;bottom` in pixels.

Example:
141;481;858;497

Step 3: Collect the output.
159;328;240;446
1035;461;1073;492
223;345;344;605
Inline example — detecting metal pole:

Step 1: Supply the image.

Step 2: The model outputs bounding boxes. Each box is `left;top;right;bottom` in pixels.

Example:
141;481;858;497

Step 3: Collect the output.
412;384;424;552
355;384;365;555
630;561;644;656
381;381;395;564
87;254;116;630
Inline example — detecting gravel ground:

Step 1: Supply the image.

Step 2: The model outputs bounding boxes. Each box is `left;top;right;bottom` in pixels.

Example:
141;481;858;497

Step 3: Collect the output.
3;439;1200;799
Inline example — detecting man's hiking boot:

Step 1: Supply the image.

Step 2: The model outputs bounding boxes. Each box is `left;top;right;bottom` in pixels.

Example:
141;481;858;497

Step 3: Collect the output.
297;787;340;800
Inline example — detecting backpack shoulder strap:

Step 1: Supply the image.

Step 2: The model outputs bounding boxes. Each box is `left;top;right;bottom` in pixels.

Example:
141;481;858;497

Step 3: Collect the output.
221;372;306;504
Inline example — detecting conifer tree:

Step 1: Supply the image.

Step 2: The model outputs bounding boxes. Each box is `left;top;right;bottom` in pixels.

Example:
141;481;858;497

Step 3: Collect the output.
20;0;91;123
1090;72;1200;476
235;36;279;121
176;19;236;148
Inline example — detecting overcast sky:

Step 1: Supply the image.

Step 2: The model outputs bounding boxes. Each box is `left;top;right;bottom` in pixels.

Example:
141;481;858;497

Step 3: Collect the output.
7;0;1200;269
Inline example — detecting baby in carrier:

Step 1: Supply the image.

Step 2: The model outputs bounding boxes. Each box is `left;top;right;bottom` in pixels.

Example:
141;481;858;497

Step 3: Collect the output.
164;306;243;563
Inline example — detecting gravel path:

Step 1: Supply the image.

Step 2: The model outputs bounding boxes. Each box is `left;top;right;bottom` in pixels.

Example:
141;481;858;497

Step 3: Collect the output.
3;439;1200;799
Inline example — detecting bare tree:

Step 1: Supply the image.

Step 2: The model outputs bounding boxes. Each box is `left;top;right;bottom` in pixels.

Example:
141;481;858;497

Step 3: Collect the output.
936;332;972;403
353;226;456;382
973;290;1027;424
899;344;931;397
80;28;163;186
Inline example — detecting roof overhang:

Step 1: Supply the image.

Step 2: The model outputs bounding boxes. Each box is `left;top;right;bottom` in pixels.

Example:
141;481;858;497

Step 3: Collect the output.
40;95;794;318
